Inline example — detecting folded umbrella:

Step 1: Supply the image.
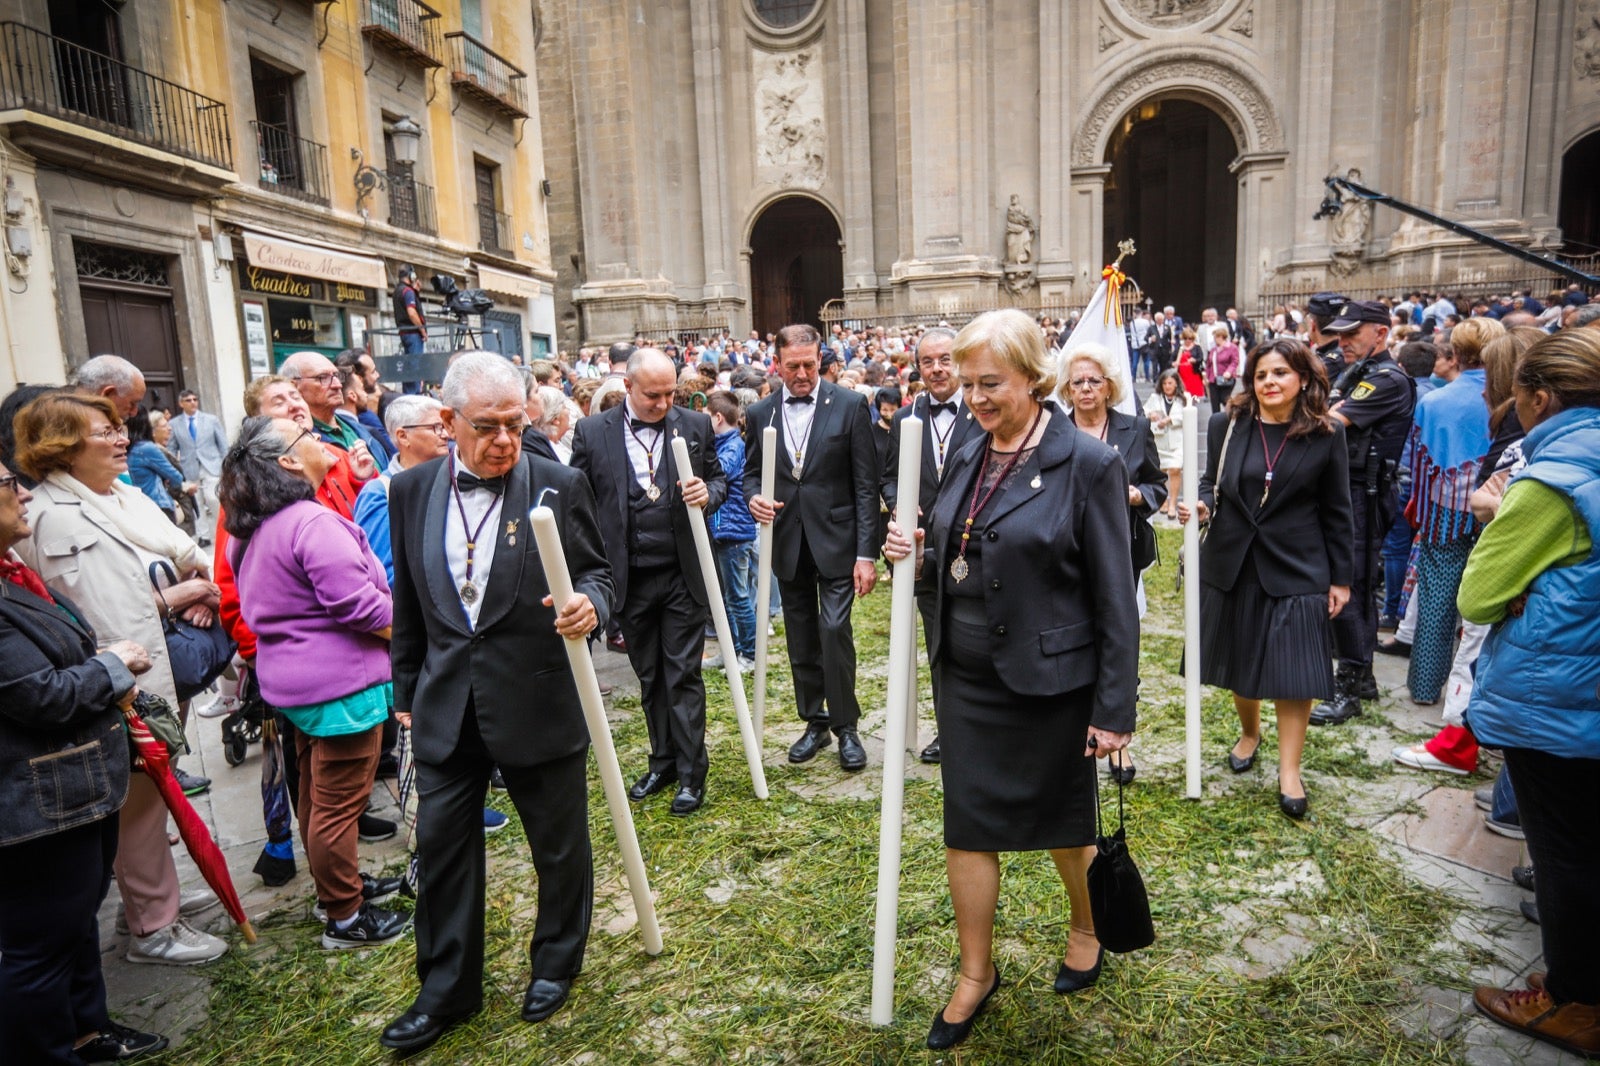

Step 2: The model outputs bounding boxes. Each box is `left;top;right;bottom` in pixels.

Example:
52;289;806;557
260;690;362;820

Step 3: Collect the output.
253;713;296;888
123;694;257;944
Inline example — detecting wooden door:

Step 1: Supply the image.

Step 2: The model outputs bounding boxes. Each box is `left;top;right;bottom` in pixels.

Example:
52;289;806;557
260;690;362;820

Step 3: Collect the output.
79;282;183;412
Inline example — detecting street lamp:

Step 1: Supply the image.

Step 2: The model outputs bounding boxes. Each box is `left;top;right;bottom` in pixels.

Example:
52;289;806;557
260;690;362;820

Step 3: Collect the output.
352;116;424;219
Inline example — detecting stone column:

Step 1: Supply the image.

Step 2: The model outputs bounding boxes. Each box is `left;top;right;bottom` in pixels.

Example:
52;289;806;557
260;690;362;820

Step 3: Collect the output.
837;0;878;312
690;0;740;307
1069;166;1111;295
1230;151;1289;312
1036;0;1074;304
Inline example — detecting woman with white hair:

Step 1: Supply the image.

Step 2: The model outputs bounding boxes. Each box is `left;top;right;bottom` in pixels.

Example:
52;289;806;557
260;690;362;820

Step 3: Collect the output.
1056;342;1166;784
533;385;573;463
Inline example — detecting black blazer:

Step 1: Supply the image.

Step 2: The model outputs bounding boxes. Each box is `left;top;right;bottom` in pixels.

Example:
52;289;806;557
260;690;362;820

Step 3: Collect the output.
1074;408;1167;517
881;393;982;529
0;582;132;845
1198;411;1355;597
520;426;561;465
389;453;614;768
922;412;1140;732
569;404;727;607
742;380;880;580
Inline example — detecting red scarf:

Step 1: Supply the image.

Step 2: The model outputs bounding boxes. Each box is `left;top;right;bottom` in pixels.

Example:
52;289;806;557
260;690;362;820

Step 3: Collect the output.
0;553;53;603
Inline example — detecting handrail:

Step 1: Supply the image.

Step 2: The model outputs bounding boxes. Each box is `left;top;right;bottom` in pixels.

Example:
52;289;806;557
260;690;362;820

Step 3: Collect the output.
388;174;437;236
476;200;510;253
250;119;330;206
444;30;527;117
359;0;443;66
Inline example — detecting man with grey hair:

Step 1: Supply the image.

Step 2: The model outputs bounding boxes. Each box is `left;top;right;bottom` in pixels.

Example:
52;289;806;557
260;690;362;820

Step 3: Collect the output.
1566;302;1600;331
383;352;612;1052
73;354;146;418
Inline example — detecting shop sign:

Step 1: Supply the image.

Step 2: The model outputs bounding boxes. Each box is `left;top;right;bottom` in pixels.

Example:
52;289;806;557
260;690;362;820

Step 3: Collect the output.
331;282;376;305
239;264;318;298
242;231;388;290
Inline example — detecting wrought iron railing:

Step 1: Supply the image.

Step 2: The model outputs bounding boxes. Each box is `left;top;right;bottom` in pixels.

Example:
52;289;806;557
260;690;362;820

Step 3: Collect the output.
444;31;527;118
388;174;437;235
0;21;232;170
360;0;443;67
250;119;330;206
476;201;511;253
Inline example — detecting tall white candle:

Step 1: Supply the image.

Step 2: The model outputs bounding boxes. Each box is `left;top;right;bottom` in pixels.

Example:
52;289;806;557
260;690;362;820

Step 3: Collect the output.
753;426;777;740
870;415;922;1026
1182;403;1202;800
530;505;663;955
670;437;769;801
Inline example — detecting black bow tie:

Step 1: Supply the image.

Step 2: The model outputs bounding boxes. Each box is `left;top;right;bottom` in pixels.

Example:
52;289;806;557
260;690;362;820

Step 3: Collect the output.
629;417;663;432
785;395;814;405
929;401;957;415
455;471;505;496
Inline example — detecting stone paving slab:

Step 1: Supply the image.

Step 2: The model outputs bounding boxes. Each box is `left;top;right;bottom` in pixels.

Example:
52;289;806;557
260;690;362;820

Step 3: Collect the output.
1376;784;1526;879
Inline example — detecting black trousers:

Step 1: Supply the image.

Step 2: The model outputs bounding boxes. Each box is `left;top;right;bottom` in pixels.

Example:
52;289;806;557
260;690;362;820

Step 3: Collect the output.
0;815;118;1064
1207;383;1233;412
1505;747;1600;1005
918;592;941;721
411;703;592;1016
1330;485;1387;671
777;535;861;732
619;565;710;789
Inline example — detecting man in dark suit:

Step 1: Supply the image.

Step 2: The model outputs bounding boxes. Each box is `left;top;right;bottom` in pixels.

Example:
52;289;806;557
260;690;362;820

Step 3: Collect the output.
881;326;980;764
381;354;613;1055
570;348;725;815
744;323;880;772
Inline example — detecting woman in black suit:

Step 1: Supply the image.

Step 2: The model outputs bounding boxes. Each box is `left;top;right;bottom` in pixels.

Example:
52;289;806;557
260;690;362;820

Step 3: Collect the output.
884;309;1140;1051
1177;338;1353;819
1058;343;1167;784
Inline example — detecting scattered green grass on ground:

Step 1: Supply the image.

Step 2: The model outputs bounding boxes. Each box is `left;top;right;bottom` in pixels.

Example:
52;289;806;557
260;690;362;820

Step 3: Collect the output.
181;529;1472;1064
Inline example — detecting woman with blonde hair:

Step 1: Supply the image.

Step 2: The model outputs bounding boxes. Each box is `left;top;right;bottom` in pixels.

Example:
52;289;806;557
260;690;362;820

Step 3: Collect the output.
884;308;1138;1049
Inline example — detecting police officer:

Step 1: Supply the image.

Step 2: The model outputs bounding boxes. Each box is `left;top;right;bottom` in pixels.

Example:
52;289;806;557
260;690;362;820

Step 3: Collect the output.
1305;291;1348;385
1311;300;1415;725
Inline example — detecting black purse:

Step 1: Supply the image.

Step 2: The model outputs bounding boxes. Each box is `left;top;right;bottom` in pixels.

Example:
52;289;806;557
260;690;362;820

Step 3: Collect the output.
1087;765;1155;953
148;560;235;701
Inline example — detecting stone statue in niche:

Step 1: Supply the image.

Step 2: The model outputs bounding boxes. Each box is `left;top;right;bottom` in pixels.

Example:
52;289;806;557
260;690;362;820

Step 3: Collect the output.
1003;195;1036;294
1328;168;1372;277
755;50;826;189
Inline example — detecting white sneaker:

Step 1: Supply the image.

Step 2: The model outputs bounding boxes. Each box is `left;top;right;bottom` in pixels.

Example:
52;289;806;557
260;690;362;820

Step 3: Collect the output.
117;887;219;935
736;655;757;672
196;694;241;720
701;652;725;670
126;918;227;966
1391;744;1470;775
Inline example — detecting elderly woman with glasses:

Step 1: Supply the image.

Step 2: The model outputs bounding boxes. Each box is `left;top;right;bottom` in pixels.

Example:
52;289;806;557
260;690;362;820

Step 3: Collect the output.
222;416;408;950
1056;342;1167;784
11;393;228;967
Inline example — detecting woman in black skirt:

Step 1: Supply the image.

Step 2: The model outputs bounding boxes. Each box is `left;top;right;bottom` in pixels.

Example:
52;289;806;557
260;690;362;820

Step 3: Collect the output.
885;309;1140;1051
1177;338;1353;819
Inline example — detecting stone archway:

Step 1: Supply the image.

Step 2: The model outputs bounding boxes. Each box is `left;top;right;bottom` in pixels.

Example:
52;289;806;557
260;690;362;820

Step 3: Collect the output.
1558;128;1600;257
747;195;843;335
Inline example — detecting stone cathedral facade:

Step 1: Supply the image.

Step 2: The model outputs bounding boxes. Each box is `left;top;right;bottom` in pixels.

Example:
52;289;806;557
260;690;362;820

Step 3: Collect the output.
535;0;1600;347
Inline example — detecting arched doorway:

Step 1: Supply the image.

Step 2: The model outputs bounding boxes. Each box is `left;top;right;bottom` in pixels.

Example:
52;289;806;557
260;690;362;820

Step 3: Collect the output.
1103;98;1238;321
1559;129;1600;257
748;196;842;335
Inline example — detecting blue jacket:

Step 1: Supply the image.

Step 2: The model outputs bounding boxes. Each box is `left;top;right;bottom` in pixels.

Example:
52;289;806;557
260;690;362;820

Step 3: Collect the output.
710;427;756;544
1466;406;1600;759
353;456;404;584
128;440;183;512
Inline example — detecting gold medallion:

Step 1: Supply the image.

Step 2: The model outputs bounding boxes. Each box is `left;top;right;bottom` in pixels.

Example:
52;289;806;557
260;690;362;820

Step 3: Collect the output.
792;462;803;479
460;582;479;604
646;483;661;501
950;556;969;583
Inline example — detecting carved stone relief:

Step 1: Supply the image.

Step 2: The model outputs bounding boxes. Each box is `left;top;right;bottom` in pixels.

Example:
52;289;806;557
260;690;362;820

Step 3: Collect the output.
753;49;826;190
1098;18;1123;52
1327;168;1372;277
1115;0;1227;30
1577;0;1600;80
1230;4;1254;37
1003;194;1035;294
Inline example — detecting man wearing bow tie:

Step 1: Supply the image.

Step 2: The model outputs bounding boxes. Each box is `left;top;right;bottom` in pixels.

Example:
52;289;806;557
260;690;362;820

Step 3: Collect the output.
744;324;880;772
571;348;725;816
882;327;981;764
382;353;613;1054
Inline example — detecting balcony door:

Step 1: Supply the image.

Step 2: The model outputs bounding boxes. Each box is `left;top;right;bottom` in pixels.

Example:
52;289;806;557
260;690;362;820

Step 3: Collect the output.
251;57;304;192
46;0;130;128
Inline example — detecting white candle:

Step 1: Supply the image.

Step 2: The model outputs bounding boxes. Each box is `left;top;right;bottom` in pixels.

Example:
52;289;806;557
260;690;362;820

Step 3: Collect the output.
870;415;922;1026
530;505;663;955
670;437;769;801
1182;404;1202;800
753;426;778;740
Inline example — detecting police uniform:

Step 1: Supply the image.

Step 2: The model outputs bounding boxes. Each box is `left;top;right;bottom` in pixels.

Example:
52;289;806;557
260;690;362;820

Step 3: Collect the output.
1315;301;1415;723
1305;291;1349;385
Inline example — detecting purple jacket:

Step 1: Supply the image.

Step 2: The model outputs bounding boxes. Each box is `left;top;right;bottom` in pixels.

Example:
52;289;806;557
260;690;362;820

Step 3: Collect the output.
233;500;393;709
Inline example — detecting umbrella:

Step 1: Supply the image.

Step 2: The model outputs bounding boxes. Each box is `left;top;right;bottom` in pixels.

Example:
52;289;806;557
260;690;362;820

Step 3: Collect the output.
394;725;421;895
122;695;257;944
252;713;297;888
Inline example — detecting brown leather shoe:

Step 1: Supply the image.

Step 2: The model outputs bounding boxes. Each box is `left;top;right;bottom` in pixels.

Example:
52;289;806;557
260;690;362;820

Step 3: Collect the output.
1474;985;1600;1058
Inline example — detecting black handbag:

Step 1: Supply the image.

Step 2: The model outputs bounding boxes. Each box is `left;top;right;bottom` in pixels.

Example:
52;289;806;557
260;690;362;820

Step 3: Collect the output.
148;561;235;701
1087;765;1155;953
1131;511;1157;573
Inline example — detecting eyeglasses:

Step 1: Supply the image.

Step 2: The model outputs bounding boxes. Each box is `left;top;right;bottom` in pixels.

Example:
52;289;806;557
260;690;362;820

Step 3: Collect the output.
463;419;528;439
294;371;340;387
402;423;448;436
918;356;955;368
88;425;129;442
1069;376;1107;390
0;474;16;493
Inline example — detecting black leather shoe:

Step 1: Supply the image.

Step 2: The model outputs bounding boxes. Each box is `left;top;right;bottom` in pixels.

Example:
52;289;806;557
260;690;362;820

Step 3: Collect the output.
521;977;573;1023
1227;738;1259;774
379;1008;471;1054
1521;899;1541;925
1355;666;1380;701
669;786;704;816
926;965;1001;1050
919;736;941;764
787;723;832;763
837;728;867;772
1108;754;1136;785
628;770;672;802
1310;670;1362;726
1375;637;1411;658
1279;791;1308;820
1054;946;1105;993
1512;864;1536;892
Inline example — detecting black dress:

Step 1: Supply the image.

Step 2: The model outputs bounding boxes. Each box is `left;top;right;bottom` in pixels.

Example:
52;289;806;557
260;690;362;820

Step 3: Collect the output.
935;444;1097;852
1199;420;1335;701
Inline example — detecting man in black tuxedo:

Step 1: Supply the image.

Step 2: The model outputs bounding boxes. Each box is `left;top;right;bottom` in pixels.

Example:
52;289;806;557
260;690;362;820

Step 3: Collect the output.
570;348;725;816
744;323;880;772
381;354;613;1055
881;326;981;765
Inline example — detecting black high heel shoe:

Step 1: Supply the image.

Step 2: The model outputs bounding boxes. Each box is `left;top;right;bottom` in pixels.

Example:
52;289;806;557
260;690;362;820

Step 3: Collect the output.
1108;753;1137;785
1227;738;1259;774
1278;790;1308;820
1054;946;1105;993
926;965;1002;1050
